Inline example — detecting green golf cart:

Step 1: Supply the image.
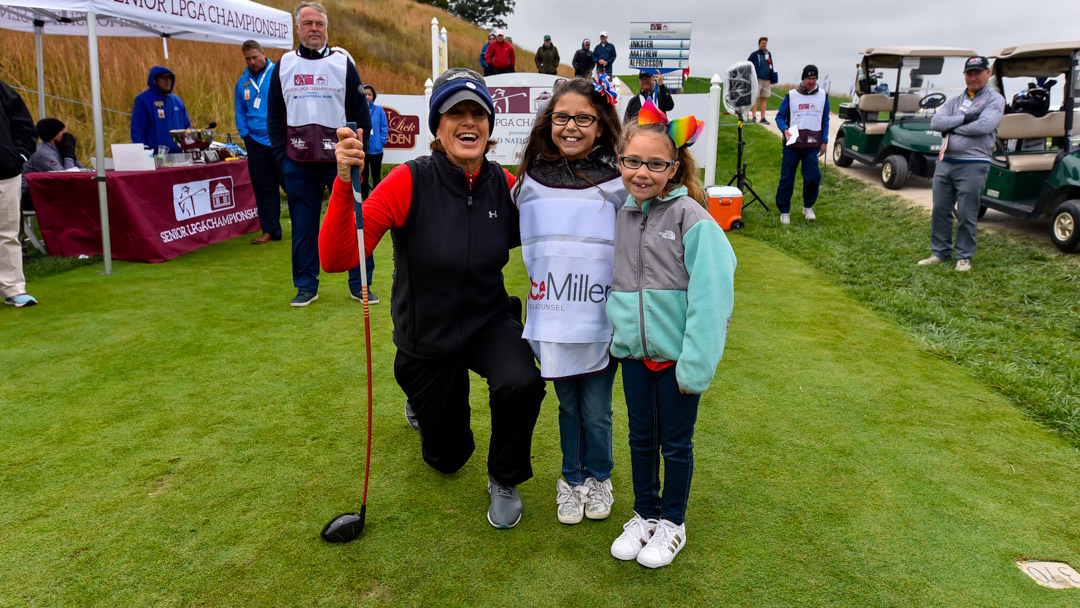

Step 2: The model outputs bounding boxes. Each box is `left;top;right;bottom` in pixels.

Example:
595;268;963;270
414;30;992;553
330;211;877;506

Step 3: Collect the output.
833;46;977;189
981;41;1080;252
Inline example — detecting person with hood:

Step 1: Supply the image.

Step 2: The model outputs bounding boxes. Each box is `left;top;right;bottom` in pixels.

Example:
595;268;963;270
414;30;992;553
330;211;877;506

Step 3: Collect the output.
0;77;36;308
484;29;516;75
572;39;594;78
131;66;191;153
534;35;559;75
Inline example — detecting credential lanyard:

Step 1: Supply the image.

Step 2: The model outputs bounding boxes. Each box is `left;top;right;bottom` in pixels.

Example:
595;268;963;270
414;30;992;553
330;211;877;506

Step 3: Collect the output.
249;60;273;96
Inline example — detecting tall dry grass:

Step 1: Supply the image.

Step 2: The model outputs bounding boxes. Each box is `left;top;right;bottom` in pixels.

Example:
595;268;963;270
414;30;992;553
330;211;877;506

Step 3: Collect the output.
0;0;571;161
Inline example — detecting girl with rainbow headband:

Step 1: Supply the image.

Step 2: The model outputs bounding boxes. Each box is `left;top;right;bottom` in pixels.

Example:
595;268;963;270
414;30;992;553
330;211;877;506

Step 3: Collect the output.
607;100;737;568
513;75;626;526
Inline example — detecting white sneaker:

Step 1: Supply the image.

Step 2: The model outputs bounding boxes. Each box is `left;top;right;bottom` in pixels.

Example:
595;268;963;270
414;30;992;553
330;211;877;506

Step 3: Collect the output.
917;255;945;266
584;477;613;520
555;479;588;524
803;207;816;221
955;258;972;272
610;514;659;560
636;519;686;569
780;213;790;225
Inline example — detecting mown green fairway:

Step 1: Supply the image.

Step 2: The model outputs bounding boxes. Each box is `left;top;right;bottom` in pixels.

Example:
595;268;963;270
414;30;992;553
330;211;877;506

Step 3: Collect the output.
3;209;1080;605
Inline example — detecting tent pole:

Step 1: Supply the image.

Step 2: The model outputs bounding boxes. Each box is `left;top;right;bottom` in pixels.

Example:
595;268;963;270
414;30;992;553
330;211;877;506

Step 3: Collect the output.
87;11;112;274
34;19;45;119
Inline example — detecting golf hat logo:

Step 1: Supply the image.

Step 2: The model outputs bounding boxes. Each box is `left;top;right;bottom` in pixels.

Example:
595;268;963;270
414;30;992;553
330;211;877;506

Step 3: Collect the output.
173;176;235;221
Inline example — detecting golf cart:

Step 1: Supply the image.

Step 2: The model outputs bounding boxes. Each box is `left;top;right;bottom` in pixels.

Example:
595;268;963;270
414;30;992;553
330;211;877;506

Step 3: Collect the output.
833;46;977;189
982;41;1080;252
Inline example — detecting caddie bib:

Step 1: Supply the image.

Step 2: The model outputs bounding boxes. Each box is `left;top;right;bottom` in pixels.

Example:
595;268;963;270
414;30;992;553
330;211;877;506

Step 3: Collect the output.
278;51;347;162
787;88;827;148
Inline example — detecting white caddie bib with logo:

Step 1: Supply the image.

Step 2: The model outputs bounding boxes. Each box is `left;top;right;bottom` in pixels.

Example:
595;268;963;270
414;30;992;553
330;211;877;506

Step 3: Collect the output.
787;88;827;147
278;51;347;162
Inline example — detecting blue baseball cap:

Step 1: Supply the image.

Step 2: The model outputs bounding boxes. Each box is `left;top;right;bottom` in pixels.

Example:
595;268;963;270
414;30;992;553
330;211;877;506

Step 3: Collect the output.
428;68;496;135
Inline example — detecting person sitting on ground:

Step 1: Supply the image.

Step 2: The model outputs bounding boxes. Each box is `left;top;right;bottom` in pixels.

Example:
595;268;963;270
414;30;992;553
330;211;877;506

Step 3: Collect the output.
319;68;546;530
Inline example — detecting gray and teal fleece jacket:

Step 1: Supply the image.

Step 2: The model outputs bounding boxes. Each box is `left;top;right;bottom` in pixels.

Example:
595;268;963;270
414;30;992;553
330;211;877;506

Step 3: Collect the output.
606;186;737;394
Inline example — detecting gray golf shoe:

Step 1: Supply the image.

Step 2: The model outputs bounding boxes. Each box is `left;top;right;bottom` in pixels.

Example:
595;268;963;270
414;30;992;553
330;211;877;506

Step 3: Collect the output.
487;477;523;529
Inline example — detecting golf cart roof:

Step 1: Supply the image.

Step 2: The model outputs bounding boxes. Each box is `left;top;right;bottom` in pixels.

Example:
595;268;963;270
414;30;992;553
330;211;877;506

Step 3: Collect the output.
861;46;978;68
990;41;1080;78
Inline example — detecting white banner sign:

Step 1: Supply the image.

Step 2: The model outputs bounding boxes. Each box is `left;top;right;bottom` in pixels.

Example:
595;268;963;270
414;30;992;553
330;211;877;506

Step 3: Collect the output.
629;22;691;75
628;22;692;39
485;73;563;165
376;94;429;166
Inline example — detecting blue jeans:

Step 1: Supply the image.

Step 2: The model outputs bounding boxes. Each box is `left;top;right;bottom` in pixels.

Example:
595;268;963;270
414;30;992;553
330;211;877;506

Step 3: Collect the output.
775;145;821;213
282;158;365;293
931;161;989;261
554;363;617;485
620;358;701;525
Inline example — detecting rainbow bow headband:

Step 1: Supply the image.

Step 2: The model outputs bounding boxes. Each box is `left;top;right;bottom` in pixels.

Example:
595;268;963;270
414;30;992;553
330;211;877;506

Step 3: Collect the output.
637;99;705;148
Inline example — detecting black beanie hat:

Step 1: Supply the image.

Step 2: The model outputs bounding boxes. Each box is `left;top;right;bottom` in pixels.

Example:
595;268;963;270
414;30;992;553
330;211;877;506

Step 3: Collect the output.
36;118;65;143
801;64;819;80
363;84;377;101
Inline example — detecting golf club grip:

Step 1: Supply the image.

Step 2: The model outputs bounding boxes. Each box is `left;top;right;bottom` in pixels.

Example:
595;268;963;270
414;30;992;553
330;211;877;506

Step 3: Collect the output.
345;121;363;230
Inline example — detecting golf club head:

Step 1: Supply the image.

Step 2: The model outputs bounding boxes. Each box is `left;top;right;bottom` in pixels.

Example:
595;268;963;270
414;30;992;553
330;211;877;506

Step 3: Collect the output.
321;506;365;543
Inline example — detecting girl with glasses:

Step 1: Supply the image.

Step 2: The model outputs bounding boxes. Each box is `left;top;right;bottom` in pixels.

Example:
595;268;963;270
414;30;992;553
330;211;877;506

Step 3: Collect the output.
607;102;737;568
513;76;626;527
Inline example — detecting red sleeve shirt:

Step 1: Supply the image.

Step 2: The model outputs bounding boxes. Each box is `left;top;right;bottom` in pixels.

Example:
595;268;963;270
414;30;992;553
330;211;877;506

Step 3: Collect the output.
319;163;517;273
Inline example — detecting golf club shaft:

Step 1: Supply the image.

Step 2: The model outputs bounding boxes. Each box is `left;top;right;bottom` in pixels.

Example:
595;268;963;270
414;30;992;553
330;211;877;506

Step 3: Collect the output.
348;126;373;510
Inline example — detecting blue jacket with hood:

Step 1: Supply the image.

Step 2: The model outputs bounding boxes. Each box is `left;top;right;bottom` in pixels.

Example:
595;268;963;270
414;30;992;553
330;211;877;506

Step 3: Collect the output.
131;66;191;153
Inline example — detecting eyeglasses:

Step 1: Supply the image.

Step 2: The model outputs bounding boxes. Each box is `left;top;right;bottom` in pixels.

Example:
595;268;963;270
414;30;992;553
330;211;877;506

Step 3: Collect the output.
551;112;598;127
620;156;676;172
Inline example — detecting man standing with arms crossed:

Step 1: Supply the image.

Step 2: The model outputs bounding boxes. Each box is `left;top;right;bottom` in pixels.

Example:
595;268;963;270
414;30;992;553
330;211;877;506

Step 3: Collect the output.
919;56;1004;272
235;40;284;245
267;2;370;306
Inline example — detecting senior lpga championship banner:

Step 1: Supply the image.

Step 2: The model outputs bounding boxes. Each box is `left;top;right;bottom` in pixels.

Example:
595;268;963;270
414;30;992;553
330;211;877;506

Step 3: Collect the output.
484;73;563;165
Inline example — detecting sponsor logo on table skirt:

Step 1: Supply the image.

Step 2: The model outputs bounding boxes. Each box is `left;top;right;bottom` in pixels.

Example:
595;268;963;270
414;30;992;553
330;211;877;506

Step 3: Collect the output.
173;176;235;221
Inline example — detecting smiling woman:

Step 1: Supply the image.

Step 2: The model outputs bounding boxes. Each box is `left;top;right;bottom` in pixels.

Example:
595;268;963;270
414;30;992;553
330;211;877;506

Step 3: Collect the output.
318;67;546;531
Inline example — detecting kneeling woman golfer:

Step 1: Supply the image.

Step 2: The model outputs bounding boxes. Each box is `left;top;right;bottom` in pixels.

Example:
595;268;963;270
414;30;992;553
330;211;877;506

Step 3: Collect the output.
319;68;546;529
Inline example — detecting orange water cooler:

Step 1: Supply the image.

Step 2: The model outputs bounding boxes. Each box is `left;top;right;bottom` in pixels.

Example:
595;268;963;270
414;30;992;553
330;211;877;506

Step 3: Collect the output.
706;186;744;231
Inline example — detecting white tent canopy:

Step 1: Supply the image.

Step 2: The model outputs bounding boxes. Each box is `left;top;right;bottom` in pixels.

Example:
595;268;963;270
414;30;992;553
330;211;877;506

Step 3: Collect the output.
0;0;292;48
0;0;293;273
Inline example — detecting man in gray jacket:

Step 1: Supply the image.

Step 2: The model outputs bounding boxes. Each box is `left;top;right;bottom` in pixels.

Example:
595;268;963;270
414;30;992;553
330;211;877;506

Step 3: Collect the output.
919;56;1004;271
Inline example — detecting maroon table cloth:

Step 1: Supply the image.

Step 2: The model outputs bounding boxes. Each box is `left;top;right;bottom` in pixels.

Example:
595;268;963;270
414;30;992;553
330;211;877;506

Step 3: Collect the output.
27;161;260;263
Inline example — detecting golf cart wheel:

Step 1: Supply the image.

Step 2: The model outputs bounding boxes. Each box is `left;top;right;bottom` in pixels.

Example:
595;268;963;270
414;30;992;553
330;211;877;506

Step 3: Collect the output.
833;138;853;167
978;205;988;219
730;219;745;230
881;154;909;189
1050;200;1080;252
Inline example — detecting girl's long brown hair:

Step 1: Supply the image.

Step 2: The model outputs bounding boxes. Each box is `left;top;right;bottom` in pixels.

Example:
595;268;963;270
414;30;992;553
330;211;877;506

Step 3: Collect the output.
513;78;622;200
618;123;706;204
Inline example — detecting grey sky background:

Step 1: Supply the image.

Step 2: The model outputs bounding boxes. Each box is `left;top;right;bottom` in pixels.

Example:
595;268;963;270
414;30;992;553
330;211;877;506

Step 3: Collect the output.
505;1;1080;96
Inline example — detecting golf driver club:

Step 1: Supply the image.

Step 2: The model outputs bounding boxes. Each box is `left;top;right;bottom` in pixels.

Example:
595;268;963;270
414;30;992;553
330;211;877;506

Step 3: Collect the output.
321;122;373;544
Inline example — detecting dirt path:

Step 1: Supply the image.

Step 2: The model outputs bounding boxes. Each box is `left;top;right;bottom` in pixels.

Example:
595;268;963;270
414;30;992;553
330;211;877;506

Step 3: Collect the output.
753;109;1054;242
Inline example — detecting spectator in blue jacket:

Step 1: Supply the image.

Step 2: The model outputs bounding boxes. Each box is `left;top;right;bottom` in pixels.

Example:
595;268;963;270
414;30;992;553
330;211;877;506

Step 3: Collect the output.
235;40;284;244
480;32;495;77
592;32;616;77
361;84;388;199
131;66;191;153
747;37;776;124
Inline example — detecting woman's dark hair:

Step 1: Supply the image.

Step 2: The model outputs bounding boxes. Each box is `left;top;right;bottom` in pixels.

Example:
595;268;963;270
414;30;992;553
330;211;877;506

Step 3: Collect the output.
513;77;622;200
363;84;377;101
618;123;706;204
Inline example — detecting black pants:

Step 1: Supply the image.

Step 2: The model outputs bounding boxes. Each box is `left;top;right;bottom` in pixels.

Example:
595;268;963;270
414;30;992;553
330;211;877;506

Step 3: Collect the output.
360;152;384;199
394;311;545;486
244;137;283;239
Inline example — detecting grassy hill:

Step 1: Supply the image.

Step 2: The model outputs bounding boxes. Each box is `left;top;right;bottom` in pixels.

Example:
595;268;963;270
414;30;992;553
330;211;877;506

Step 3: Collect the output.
0;0;572;159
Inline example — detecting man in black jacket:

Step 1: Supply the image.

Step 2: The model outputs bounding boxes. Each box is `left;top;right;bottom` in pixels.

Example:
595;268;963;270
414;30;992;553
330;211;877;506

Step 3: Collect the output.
0;78;37;308
267;1;370;307
623;71;675;123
